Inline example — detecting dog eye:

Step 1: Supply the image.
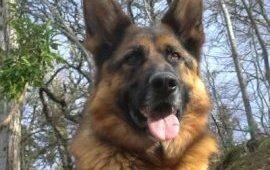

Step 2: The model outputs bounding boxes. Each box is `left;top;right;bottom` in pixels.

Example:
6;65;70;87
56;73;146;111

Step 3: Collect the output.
165;46;181;64
125;54;138;65
167;52;181;63
124;48;145;66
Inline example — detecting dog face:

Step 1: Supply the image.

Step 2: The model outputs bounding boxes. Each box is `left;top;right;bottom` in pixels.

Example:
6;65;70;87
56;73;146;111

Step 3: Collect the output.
113;26;194;141
83;0;211;162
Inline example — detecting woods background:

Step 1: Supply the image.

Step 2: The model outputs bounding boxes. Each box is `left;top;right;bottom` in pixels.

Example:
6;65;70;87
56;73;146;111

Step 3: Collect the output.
0;0;269;169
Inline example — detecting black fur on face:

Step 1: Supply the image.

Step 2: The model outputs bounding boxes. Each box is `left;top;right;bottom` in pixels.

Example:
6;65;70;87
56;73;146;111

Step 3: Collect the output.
113;35;190;131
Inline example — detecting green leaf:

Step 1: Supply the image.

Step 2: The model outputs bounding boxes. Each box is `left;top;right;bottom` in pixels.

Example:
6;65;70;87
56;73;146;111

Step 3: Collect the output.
0;14;64;100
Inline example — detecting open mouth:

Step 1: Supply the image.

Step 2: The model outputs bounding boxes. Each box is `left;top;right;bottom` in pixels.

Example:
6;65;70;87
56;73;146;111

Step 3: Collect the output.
128;103;182;141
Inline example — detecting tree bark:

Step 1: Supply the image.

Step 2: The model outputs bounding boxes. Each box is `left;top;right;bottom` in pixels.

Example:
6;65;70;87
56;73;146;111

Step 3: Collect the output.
0;101;10;170
240;0;270;87
0;0;22;169
257;0;270;32
219;0;260;140
0;1;10;169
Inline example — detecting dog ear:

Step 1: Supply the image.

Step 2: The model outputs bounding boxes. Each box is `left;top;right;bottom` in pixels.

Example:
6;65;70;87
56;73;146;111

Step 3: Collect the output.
162;0;204;61
83;0;132;66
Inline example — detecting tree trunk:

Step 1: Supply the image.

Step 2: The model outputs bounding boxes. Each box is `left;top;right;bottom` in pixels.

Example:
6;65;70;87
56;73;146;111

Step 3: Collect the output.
0;102;10;170
240;0;270;87
0;0;22;169
257;0;270;32
219;0;260;140
0;1;10;169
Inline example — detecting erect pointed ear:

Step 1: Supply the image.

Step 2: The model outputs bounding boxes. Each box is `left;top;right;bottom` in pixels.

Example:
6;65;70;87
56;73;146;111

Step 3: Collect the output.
162;0;205;61
83;0;132;66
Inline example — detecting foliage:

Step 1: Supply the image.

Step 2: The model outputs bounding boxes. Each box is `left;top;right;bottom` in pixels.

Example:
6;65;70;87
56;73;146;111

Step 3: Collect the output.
0;16;63;99
211;137;270;170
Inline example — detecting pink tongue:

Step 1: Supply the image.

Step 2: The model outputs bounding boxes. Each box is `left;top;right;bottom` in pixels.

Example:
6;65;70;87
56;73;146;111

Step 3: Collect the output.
147;114;179;141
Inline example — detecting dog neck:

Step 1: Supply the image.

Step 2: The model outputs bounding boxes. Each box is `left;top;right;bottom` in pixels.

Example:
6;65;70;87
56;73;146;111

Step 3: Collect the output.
71;124;217;170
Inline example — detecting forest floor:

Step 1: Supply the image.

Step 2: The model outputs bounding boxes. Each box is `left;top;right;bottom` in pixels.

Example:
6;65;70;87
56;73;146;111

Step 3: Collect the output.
211;137;270;170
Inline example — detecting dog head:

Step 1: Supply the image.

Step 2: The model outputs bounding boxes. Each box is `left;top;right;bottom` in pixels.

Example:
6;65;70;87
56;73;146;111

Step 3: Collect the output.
83;0;211;162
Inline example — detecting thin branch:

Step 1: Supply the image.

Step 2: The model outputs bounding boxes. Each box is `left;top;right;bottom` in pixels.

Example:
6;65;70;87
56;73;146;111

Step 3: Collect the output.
40;87;66;107
40;87;78;124
45;66;67;86
39;89;73;169
39;89;65;141
42;0;95;79
126;0;135;23
143;0;153;25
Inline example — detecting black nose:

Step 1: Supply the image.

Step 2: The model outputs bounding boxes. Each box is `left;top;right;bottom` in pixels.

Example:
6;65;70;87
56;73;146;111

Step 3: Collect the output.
149;72;178;96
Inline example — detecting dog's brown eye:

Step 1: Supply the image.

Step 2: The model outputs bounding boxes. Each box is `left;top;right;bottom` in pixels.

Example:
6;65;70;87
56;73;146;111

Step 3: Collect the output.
124;53;145;66
125;54;138;65
167;52;181;63
124;47;145;66
165;46;181;64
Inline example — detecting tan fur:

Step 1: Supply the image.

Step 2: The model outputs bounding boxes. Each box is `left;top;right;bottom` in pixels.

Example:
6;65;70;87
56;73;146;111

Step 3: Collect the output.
71;0;218;169
71;67;217;169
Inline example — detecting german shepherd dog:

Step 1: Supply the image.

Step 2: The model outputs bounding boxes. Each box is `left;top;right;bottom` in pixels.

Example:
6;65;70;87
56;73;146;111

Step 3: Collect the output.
71;0;217;169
